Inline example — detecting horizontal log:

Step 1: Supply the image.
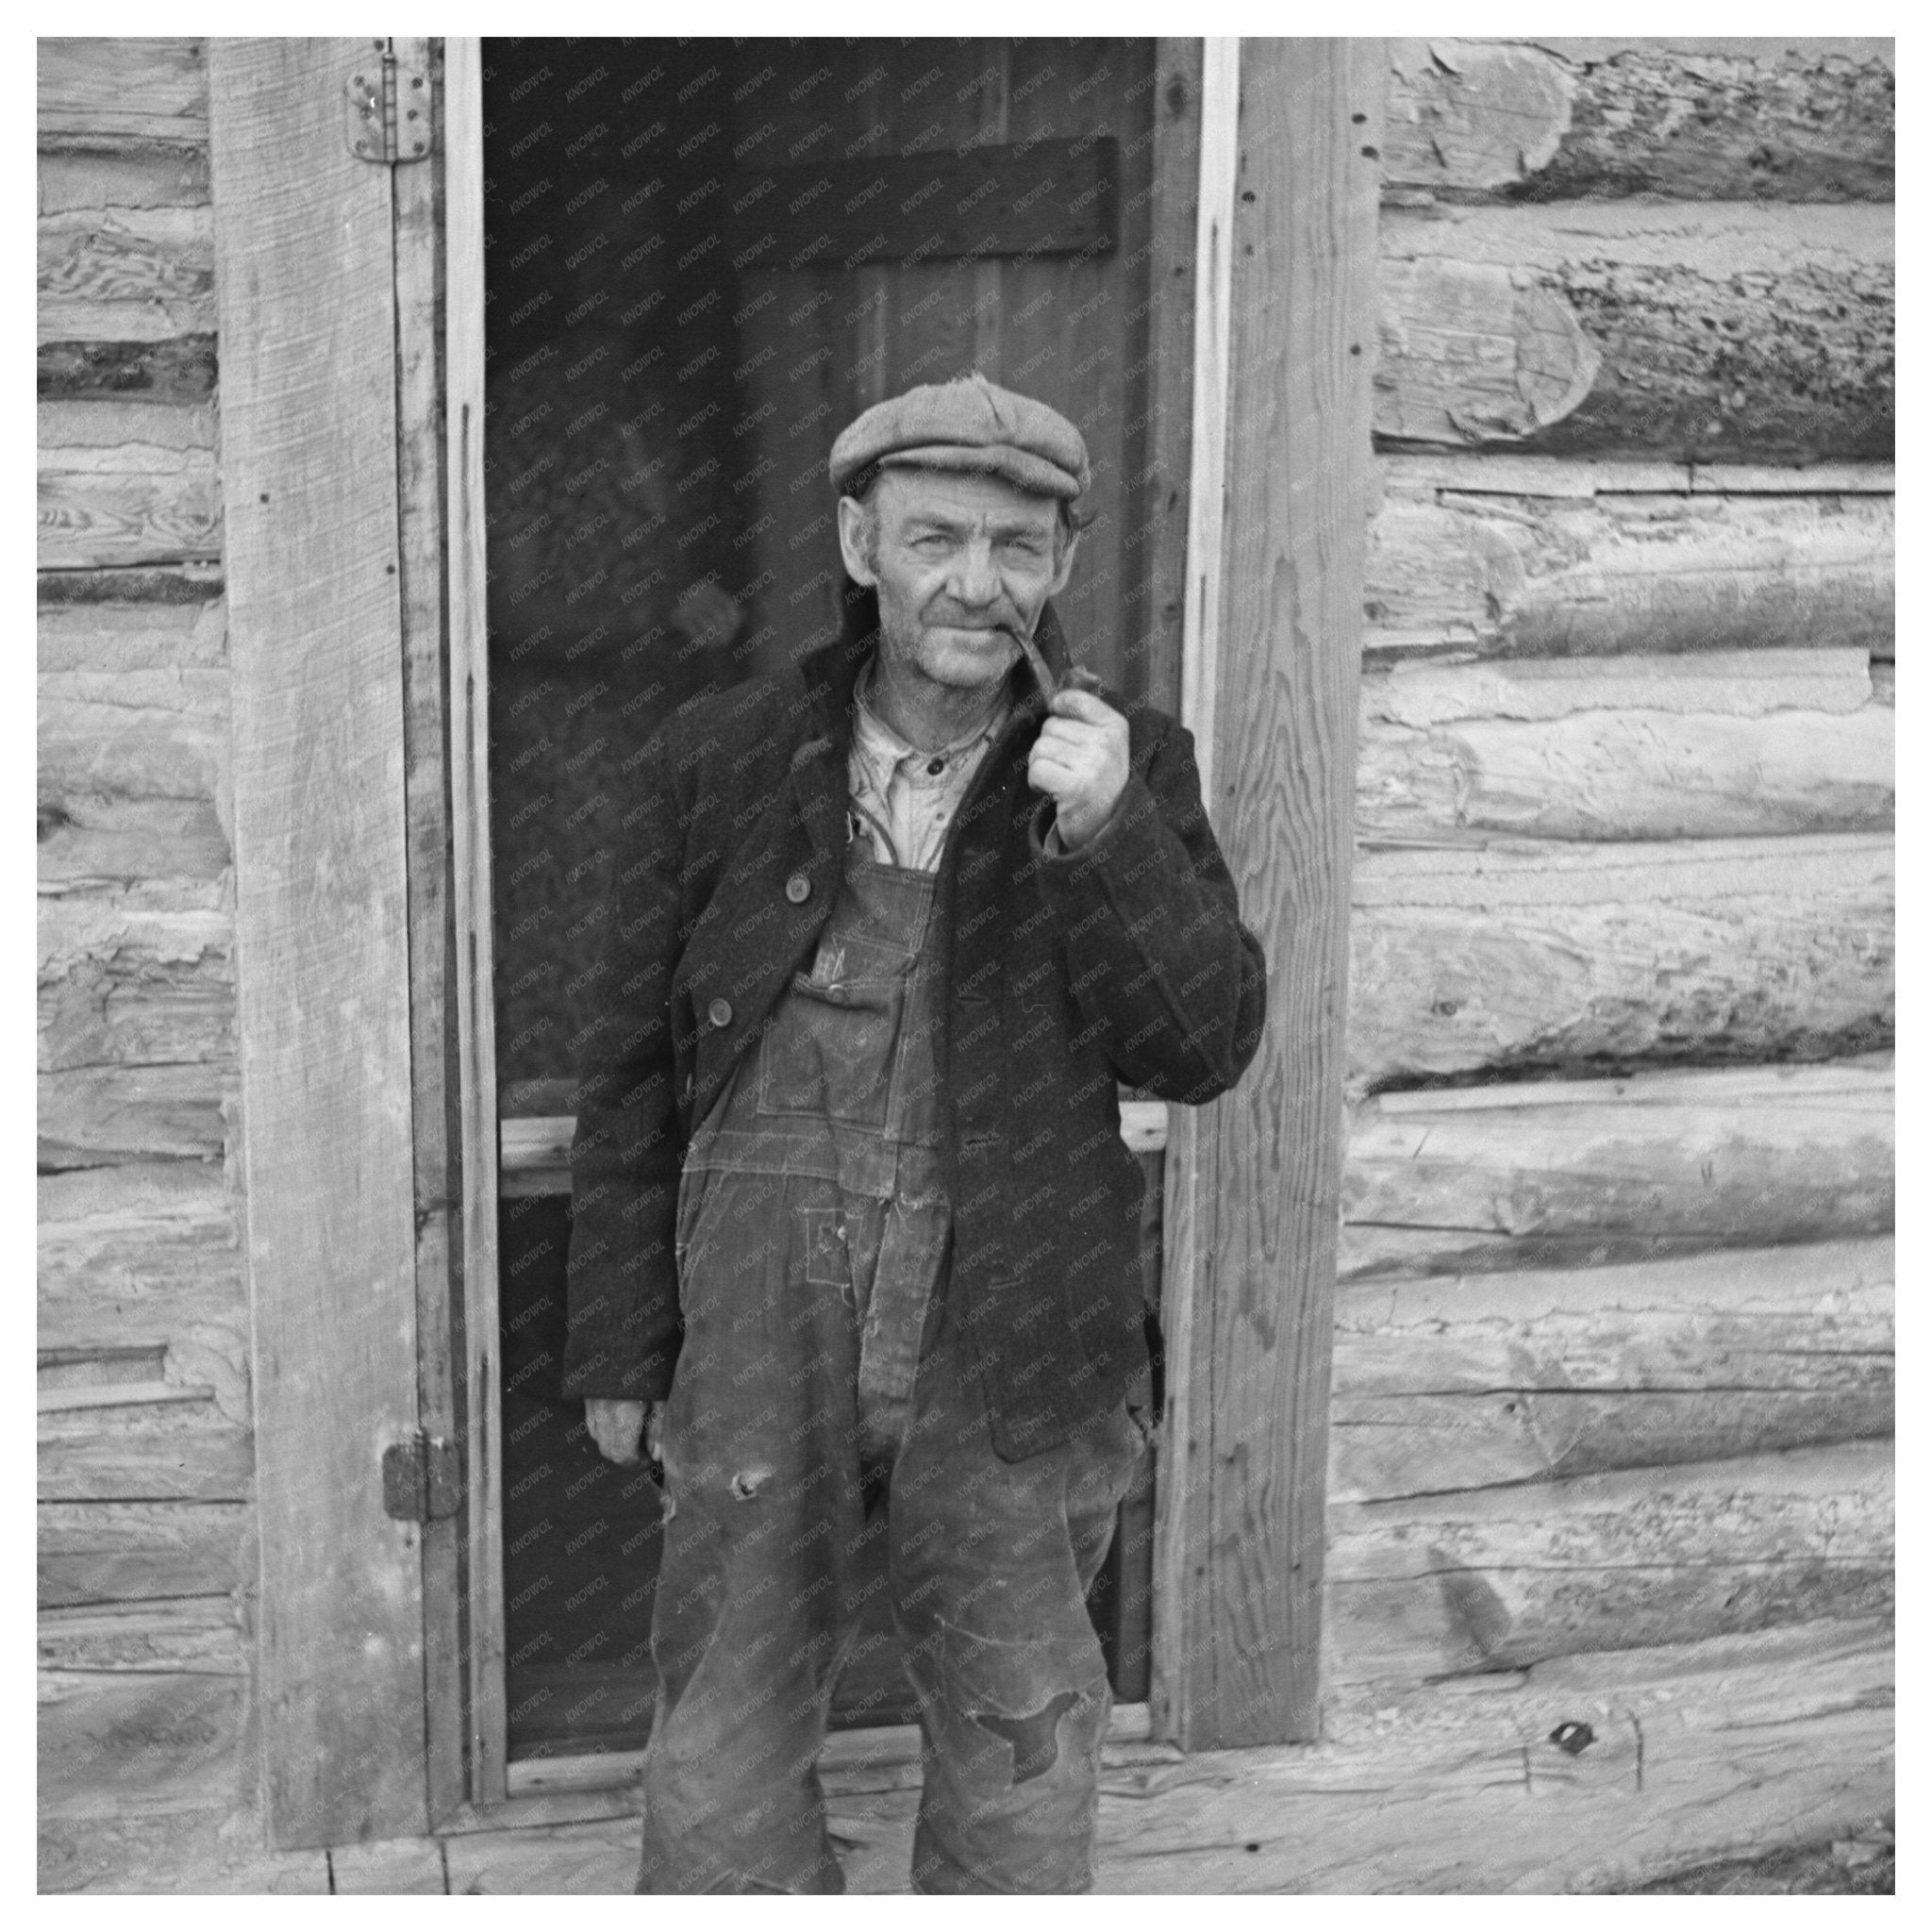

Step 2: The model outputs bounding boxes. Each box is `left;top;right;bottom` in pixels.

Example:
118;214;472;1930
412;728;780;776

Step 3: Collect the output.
37;594;225;673
1325;1440;1892;1685
1377;204;1892;460
38;205;215;341
40;797;232;887
40;335;217;405
38;439;222;569
1357;648;1891;841
39;667;229;799
38;1065;230;1168
1330;1388;1892;1503
822;1619;1893;1893
1348;833;1892;1089
39;1668;247;1819
40;1814;330;1895
1378;453;1897;497
38;1500;251;1608
38;39;208;147
39;147;210;214
39;884;233;1074
37;1597;248;1675
1386;39;1893;203
39;1402;253;1504
330;1840;450;1895
1364;472;1894;657
39;891;233;1071
38;1160;245;1354
1341;1060;1894;1280
1332;1238;1894;1398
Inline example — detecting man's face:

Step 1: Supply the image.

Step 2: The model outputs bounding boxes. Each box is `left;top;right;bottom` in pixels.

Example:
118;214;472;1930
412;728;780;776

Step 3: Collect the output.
837;468;1075;694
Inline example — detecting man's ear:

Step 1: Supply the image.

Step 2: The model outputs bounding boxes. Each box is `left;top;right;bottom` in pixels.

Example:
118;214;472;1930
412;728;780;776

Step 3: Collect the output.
1047;527;1080;598
836;496;878;587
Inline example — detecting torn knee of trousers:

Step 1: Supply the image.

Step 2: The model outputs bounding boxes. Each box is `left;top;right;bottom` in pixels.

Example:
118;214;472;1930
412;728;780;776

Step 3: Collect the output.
728;1463;775;1502
965;1688;1086;1785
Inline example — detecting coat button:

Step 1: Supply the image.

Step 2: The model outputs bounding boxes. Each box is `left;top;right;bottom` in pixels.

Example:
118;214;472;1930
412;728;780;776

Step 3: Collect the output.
707;997;733;1029
785;873;811;905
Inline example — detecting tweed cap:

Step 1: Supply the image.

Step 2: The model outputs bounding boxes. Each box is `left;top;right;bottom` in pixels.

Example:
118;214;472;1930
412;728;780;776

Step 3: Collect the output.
828;373;1090;502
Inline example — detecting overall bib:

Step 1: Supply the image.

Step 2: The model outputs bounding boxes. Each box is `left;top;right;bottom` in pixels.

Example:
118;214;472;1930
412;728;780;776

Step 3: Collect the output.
636;832;1145;1893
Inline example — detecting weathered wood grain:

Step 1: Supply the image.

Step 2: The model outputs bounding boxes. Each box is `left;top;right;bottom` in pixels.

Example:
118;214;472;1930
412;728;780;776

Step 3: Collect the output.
39;668;229;805
824;1619;1892;1894
38;1500;251;1608
37;1596;249;1675
1330;1388;1892;1503
38;1160;244;1353
1349;832;1893;1088
1365;474;1894;657
38;1398;253;1503
39;1811;330;1895
1332;1238;1894;1398
391;32;467;1830
1325;1440;1892;1685
39;147;210;214
39;1668;250;1820
330;1840;449;1894
1357;648;1892;840
37;593;225;673
1341;1061;1894;1281
441;1818;641;1896
1385;39;1893;203
38;401;222;568
37;1065;230;1168
38;204;215;341
1156;38;1379;1753
39;796;231;886
1377;204;1892;459
40;336;218;404
445;34;510;1810
38;38;208;146
38;891;233;1070
209;34;431;1848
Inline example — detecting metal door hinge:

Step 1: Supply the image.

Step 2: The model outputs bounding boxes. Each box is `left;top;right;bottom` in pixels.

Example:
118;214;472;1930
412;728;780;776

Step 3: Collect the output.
346;45;433;164
382;1432;463;1521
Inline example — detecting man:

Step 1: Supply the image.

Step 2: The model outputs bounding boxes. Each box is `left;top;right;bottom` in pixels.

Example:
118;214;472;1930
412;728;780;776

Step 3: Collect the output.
563;373;1266;1893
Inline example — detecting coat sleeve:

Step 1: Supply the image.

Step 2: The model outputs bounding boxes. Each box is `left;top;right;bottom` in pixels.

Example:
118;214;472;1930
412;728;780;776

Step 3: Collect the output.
1032;714;1267;1103
559;729;687;1403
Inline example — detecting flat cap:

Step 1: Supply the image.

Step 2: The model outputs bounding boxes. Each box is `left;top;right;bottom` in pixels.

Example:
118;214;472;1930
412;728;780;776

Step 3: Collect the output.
828;373;1090;502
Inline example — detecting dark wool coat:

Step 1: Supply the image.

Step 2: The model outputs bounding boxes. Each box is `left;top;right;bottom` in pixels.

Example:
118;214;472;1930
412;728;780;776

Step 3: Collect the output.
561;594;1267;1460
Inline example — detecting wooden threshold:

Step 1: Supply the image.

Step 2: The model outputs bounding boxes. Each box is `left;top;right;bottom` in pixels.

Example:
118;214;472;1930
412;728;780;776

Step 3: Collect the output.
503;1702;1158;1802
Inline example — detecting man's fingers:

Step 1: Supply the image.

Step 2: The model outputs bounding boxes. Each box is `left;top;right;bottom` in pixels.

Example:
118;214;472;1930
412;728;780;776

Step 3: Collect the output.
1047;687;1118;724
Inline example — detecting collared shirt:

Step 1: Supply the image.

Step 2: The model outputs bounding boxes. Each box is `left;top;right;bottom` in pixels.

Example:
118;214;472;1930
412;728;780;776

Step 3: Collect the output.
847;657;1011;873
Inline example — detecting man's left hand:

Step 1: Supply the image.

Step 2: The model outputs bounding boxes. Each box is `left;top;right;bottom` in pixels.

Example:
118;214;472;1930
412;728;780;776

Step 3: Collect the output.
1028;686;1129;850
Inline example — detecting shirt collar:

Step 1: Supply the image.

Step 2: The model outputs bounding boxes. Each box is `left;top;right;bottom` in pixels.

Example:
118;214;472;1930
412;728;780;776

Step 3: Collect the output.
852;654;1012;774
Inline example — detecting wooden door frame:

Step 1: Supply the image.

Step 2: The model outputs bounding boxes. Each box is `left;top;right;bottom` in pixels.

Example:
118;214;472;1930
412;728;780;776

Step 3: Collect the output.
433;32;1379;1807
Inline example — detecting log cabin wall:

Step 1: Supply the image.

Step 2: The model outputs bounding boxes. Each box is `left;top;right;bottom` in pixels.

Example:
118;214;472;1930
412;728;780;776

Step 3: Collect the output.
36;38;265;1879
1325;34;1894;1730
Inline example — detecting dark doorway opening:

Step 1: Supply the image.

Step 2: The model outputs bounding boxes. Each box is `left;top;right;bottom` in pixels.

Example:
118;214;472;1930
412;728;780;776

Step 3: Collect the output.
483;35;1172;1761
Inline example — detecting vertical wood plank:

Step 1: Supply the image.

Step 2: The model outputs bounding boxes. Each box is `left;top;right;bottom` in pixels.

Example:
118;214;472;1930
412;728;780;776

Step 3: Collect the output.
1154;38;1380;1750
390;36;467;1828
444;34;508;1809
1137;38;1205;717
208;38;429;1842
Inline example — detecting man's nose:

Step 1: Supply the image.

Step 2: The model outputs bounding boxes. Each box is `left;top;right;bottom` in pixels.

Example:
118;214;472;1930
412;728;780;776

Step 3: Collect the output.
948;541;1000;606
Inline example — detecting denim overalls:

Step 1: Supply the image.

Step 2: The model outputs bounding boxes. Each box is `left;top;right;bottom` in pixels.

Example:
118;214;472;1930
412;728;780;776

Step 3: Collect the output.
636;824;1145;1893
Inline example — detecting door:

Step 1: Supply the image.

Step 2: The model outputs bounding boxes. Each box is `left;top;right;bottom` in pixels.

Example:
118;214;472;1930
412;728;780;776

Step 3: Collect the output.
477;37;1189;1770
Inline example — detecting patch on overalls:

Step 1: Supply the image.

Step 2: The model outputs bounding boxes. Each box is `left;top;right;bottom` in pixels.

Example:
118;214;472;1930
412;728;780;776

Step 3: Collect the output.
799;1206;849;1290
969;1690;1086;1785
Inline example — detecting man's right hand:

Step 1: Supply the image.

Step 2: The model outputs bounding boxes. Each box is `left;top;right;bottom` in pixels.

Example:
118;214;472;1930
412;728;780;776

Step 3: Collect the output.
585;1397;662;1467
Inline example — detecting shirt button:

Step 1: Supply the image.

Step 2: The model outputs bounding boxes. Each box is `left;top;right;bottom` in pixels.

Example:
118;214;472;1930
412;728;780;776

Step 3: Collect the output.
707;997;733;1029
785;873;811;904
926;758;945;776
